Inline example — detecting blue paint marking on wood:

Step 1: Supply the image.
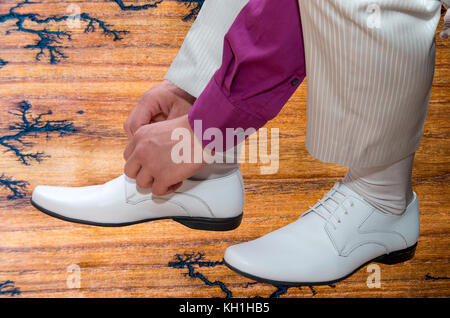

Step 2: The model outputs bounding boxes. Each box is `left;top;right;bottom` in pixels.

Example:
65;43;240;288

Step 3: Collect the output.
169;253;233;298
168;252;326;298
0;175;29;201
1;101;77;165
0;58;7;69
176;0;205;21
0;280;21;296
112;0;163;11
425;274;450;281
111;1;204;21
0;1;203;66
0;0;128;64
0;101;76;200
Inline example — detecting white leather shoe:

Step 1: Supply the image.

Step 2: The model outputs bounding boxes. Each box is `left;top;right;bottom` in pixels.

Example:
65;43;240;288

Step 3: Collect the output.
224;182;419;285
31;169;244;231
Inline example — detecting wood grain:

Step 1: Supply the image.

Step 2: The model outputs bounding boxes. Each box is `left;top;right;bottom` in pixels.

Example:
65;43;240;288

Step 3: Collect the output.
0;0;448;298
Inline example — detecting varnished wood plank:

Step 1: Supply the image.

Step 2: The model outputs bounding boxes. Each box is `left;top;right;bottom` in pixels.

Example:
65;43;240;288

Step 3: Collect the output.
0;1;448;298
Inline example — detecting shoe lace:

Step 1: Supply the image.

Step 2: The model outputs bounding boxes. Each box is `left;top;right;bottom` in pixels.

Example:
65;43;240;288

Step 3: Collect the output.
306;183;354;229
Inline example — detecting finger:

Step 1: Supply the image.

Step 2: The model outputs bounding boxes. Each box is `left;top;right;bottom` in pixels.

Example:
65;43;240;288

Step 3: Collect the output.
151;178;170;197
124;119;133;139
124;154;141;179
123;137;137;161
153;162;202;196
124;107;142;139
125;98;159;138
150;113;167;123
135;168;154;189
166;181;183;194
130;97;164;134
166;100;193;120
123;108;133;138
130;115;149;136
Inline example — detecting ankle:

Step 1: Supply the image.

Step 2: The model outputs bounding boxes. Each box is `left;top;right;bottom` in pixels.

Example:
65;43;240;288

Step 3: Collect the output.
190;163;239;180
343;180;412;215
342;153;415;215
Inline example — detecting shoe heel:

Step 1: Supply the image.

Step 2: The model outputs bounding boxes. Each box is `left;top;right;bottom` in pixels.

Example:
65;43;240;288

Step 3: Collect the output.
375;243;417;265
173;213;243;231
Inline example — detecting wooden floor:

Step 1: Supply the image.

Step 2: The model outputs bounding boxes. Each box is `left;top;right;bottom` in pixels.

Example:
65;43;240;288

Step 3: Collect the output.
0;0;448;298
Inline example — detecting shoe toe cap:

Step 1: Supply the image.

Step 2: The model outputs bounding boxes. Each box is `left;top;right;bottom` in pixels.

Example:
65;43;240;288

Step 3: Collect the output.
224;239;302;283
32;185;60;207
223;223;341;284
31;184;103;220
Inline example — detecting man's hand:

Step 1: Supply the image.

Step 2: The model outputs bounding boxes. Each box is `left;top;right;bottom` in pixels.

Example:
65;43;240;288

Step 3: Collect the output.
124;80;196;138
123;114;205;196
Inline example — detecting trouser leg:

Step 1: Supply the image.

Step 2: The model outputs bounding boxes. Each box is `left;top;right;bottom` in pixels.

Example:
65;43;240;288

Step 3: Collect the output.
342;152;415;215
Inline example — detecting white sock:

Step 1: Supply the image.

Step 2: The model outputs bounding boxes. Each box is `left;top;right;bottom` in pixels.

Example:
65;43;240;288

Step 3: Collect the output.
190;144;242;180
190;163;239;180
342;152;415;215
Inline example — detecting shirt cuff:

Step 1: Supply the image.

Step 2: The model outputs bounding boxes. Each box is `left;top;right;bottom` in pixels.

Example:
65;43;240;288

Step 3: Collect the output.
188;78;267;152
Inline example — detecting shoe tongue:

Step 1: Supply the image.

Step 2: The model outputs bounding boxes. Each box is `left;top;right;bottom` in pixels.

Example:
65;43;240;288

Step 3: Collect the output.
311;182;355;216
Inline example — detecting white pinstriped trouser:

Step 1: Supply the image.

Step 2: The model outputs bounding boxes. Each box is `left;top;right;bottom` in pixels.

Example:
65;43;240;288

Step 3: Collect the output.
299;0;442;167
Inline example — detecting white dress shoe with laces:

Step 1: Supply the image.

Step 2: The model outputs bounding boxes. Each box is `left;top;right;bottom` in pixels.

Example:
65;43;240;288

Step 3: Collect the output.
31;169;244;231
224;182;419;285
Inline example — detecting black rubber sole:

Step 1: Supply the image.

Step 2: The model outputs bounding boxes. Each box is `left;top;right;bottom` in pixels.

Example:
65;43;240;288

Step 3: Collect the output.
223;243;417;287
30;199;243;232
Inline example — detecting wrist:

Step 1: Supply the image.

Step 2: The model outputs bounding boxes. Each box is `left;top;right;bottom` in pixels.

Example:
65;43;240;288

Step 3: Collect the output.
162;80;196;104
178;114;210;165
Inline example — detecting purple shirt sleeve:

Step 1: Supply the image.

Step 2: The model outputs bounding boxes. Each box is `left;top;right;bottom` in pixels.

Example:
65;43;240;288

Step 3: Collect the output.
188;0;306;151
